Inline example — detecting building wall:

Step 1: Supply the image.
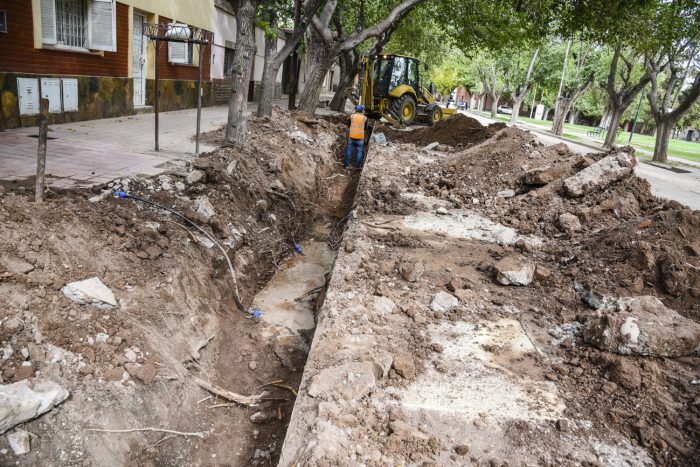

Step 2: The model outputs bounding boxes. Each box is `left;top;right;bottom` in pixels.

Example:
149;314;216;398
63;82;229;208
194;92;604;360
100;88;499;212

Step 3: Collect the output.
0;1;129;76
0;0;213;129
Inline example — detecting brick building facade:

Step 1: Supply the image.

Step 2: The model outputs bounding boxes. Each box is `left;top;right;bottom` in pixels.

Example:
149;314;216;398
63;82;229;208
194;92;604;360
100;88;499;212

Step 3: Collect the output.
0;0;212;129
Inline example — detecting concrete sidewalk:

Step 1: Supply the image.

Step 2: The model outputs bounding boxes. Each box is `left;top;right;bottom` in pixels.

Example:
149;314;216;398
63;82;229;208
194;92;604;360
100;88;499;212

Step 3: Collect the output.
0;100;289;189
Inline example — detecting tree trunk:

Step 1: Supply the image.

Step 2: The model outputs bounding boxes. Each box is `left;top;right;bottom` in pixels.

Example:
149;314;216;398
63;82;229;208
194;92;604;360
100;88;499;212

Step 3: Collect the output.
330;51;357;111
551;98;572;135
257;26;280;117
602;106;624;148
490;94;499;118
652;118;674;163
224;0;258;148
568;109;577;124
288;0;302;110
297;30;336;114
510;97;523;124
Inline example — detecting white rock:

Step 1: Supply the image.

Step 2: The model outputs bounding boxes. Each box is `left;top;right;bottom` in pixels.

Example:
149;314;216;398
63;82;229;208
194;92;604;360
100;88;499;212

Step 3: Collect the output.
186;170;204;184
226;160;238;175
494;255;535;286
373;296;396;315
436;207;449;215
430;291;459;313
423;142;440;151
193;233;215;249
62;277;117;308
497;189;516;198
175;181;186;191
88;189;112;203
289;129;313;144
7;430;30;455
125;349;137;362
20;348;29;359
0;379;69;434
195;196;216;221
95;333;109;344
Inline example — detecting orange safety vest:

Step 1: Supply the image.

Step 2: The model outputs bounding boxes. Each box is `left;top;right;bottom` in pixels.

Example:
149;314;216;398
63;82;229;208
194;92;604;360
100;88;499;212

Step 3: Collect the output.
349;113;367;140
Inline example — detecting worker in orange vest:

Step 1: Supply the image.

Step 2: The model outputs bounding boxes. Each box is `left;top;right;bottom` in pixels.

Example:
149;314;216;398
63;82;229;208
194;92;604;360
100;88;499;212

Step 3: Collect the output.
345;105;368;169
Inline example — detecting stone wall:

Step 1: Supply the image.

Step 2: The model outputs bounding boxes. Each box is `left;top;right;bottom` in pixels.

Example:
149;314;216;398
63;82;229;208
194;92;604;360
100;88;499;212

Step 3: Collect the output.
0;73;132;130
145;79;211;112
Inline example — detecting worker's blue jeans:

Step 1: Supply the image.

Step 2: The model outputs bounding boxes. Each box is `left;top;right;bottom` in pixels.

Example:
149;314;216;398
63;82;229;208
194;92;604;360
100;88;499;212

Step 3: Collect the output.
345;137;364;168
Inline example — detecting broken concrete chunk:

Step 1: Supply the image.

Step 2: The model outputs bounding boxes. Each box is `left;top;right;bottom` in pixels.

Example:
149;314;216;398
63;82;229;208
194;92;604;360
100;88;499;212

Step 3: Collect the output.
423;142;440;151
0;379;69;434
307;362;375;401
558;213;582;232
0;256;35;275
186;169;205;184
563;149;636;197
430;291;459;313
7;430;30;455
436;206;449;215
494;255;535;286
373;296;396;315
62;277;117;309
583;295;700;357
195;196;216;221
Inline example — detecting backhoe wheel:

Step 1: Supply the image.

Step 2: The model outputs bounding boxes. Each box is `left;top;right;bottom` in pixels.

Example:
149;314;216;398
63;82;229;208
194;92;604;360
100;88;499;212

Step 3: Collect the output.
427;106;443;126
391;95;416;126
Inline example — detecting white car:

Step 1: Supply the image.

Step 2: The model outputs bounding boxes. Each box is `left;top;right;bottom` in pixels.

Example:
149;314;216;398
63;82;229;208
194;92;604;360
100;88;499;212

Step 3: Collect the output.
497;105;513;115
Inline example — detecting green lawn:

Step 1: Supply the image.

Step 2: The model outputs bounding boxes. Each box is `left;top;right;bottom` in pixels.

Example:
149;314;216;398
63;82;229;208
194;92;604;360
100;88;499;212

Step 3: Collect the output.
473;111;700;163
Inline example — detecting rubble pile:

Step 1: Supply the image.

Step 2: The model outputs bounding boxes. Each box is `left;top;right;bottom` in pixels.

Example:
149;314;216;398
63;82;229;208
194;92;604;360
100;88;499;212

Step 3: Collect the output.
0;110;352;464
282;120;699;466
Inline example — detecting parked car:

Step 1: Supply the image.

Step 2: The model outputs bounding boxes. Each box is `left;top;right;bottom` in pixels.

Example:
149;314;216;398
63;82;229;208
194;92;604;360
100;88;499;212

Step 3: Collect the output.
497;105;513;115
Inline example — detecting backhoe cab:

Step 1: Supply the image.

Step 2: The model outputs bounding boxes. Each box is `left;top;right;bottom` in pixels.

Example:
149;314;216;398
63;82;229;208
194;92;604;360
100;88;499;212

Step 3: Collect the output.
352;54;455;127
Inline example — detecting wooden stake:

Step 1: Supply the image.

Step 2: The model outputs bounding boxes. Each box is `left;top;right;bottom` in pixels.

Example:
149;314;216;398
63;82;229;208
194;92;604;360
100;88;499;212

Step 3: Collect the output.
35;98;49;203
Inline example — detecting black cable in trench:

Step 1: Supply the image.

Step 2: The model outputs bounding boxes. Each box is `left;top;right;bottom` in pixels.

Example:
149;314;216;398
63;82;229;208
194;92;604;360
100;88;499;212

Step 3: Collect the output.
115;191;254;316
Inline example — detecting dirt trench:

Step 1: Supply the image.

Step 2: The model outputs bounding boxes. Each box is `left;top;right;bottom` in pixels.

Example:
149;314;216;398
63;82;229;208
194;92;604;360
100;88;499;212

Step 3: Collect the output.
0;110;362;466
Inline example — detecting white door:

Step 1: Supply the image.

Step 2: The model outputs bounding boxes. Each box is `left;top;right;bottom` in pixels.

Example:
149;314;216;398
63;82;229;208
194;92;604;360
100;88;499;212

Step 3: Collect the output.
132;12;147;106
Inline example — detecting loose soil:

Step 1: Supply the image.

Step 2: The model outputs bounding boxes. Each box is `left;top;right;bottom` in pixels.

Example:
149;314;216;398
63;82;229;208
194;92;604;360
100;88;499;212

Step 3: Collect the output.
281;118;699;466
0;110;357;465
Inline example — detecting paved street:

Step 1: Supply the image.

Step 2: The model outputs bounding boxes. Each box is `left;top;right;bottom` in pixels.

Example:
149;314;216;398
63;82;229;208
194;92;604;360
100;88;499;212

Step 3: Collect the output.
467;111;700;211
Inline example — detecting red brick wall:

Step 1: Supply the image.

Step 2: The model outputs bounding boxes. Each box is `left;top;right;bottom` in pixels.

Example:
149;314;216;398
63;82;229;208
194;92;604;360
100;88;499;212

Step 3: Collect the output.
156;16;211;81
0;1;129;77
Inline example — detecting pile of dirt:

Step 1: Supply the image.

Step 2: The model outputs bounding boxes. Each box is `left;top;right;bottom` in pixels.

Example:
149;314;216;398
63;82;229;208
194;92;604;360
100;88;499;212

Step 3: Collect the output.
380;113;506;147
0;110;354;465
326;124;700;465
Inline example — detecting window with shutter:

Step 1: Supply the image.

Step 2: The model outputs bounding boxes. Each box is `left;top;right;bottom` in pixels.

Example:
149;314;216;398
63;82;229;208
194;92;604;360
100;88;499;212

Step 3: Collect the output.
167;23;192;64
88;0;116;51
40;0;57;45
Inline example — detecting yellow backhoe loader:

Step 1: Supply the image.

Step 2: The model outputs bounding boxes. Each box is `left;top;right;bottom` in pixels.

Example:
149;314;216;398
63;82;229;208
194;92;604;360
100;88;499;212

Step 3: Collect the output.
349;54;456;126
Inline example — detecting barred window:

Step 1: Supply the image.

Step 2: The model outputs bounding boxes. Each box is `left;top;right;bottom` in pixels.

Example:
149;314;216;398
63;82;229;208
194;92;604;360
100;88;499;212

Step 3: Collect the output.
56;0;87;49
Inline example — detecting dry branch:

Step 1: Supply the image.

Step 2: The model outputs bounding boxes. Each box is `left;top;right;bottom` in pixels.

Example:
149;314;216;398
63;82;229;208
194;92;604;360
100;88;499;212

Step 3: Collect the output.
86;427;204;438
193;377;265;406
